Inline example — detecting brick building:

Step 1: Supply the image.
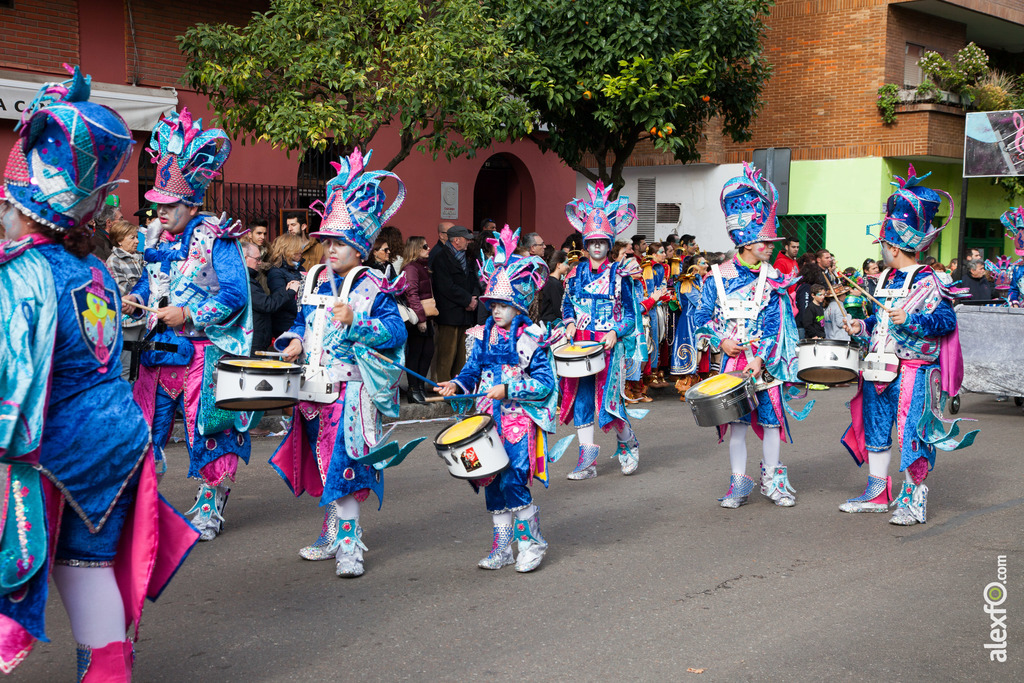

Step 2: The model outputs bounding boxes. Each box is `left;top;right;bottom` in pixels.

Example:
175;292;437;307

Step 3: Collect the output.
611;0;1024;264
0;0;576;246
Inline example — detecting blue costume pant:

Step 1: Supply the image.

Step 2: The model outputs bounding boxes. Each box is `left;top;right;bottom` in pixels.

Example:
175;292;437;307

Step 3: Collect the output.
573;375;597;428
484;436;532;513
861;365;934;472
298;406;381;506
735;387;782;428
55;469;140;564
152;384;251;481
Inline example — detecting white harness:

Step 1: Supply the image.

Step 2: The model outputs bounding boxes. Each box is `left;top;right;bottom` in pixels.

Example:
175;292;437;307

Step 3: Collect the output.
860;266;921;383
297;265;367;403
711;264;780;390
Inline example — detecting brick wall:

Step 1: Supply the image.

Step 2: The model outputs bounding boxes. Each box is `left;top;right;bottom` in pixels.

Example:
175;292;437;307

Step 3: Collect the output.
885;6;965;84
0;0;78;73
127;0;268;88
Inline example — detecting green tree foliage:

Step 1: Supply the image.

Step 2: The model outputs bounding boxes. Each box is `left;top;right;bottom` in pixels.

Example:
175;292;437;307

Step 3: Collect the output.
490;0;773;194
179;0;533;170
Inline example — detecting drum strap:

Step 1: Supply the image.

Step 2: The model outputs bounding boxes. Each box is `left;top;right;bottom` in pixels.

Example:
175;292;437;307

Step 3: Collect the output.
711;264;768;324
302;265;369;378
873;266;922;343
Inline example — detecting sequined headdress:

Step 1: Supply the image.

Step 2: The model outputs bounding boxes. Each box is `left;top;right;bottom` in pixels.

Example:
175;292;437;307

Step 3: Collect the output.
871;164;953;253
145;107;230;206
478;225;549;314
1000;206;1024;256
2;65;133;231
720;162;781;247
565;180;636;243
985;256;1021;290
309;148;405;258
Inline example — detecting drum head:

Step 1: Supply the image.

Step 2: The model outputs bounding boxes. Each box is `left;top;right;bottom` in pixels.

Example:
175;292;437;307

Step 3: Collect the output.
554;343;600;359
686;372;747;399
437;414;490;445
797;367;858;385
217;358;300;374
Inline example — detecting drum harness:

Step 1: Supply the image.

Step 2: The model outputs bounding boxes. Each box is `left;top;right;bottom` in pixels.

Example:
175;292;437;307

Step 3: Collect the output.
297;264;368;403
710;264;780;390
861;266;922;384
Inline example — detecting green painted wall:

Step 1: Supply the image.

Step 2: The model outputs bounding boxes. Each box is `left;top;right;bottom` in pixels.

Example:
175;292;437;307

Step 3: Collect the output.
786;158;1016;271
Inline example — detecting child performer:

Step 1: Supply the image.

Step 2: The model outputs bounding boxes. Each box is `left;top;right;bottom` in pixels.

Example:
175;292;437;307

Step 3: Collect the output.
1000;207;1024;305
436;227;558;572
272;149;407;578
124;108;253;541
840;166;977;525
560;182;641;478
693;163;803;509
0;67;198;680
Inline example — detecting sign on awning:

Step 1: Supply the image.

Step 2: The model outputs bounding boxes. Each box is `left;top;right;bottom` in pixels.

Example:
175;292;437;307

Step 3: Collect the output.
0;70;177;132
964;110;1024;178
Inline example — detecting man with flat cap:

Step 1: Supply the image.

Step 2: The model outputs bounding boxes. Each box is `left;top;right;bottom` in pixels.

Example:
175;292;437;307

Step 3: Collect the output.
432;224;478;381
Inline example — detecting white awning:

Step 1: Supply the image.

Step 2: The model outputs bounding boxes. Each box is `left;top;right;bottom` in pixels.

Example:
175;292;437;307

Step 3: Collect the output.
0;69;178;132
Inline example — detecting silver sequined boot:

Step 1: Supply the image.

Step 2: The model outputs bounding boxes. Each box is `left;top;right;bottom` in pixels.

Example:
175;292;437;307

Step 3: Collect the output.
299;505;340;560
839;475;892;513
513;508;548;573
615;434;640;475
889;481;928;525
719;473;756;509
759;462;796;507
186;482;229;541
567;443;599;480
335;518;367;577
478;522;515;570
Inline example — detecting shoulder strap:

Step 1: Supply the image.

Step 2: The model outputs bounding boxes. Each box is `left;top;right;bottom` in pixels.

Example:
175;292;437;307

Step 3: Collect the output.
711;264;727;305
753;263;769;303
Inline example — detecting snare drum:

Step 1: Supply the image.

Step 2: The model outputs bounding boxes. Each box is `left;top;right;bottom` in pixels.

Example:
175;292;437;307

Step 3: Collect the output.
684;371;757;427
796;339;861;385
214;358;301;410
433;415;509;479
553;343;607;378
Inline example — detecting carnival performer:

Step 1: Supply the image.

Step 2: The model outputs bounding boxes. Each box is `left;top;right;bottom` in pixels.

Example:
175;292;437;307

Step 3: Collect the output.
693;163;803;509
560;181;641;478
435;227;557;572
0;67;198;680
1003;207;1024;305
641;243;672;389
672;253;709;399
123;108;254;541
271;149;408;578
840;166;977;525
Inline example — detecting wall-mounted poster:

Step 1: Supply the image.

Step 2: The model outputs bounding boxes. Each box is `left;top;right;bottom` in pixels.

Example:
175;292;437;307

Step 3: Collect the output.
964;110;1024;178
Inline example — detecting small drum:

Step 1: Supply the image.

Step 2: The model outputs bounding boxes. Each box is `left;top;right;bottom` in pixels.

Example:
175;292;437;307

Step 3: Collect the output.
433;415;509;480
797;339;861;385
553;343;606;378
214;358;301;410
685;371;757;427
860;351;900;384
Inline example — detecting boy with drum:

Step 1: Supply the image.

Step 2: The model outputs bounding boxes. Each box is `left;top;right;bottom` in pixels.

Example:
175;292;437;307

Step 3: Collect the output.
273;149;408;578
123;108;254;541
839;166;976;525
435;226;557;572
693;163;802;509
559;181;641;479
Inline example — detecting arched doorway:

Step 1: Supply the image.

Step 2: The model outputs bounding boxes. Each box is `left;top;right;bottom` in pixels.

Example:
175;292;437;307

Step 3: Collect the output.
472;153;536;232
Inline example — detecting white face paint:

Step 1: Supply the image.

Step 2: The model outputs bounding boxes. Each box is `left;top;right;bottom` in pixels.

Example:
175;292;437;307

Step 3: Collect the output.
742;241;772;263
585;239;609;262
880;244;898;268
0;202;28;240
157;202;196;235
491;302;516;329
326;239;362;274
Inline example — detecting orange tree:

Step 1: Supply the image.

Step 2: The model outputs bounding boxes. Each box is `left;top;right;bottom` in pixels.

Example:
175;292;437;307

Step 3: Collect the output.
491;0;773;195
179;0;533;169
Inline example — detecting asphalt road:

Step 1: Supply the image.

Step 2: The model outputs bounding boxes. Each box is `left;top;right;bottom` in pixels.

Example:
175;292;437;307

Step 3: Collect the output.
16;387;1024;681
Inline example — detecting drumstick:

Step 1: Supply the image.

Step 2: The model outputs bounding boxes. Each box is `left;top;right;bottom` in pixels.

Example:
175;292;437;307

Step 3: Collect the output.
122;298;160;314
824;276;853;328
835;271;893;314
424;393;489;403
255;350;285;357
360;346;440;388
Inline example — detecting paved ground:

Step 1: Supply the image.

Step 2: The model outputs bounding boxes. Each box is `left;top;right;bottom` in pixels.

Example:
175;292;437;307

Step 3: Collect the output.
17;388;1024;681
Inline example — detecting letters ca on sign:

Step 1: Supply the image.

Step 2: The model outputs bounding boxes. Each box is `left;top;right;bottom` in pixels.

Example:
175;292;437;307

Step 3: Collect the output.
0;98;28;113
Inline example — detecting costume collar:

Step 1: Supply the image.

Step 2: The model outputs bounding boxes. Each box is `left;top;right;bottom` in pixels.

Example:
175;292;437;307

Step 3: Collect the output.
735;254;761;271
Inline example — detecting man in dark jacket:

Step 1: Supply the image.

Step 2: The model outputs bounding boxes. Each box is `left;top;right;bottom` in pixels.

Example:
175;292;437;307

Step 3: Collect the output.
963;258;994;301
244;242;298;353
431;224;477;381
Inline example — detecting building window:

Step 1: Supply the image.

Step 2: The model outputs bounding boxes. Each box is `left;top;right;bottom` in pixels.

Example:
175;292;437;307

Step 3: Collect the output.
635;177;656;238
905;43;926;88
777;215;826;255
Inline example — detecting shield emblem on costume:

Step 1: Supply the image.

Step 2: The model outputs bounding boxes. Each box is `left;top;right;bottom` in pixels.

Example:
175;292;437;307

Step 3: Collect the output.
71;281;118;366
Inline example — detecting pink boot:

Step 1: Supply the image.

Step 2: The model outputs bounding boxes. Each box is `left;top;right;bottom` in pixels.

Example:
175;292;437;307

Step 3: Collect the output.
77;640;133;682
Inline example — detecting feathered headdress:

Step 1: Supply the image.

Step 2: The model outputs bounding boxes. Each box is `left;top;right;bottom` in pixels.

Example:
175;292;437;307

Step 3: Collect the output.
565;180;636;243
478;225;549;314
309;148;405;258
985;255;1022;290
2;64;133;230
720;162;781;247
1000;206;1024;256
870;164;953;253
145;107;230;206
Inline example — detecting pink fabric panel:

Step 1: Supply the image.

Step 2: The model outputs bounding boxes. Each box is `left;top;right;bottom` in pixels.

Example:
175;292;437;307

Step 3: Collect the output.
841;380;869;466
939;326;964;396
907;456;929;485
132;365;159;426
199;454;239;486
180;341;212;450
316;401;345;482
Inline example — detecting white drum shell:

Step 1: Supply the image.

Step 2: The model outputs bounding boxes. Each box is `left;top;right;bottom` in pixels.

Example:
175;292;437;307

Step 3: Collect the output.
298;367;342;404
553;345;607;378
433;420;510;479
215;362;301;411
796;340;861;385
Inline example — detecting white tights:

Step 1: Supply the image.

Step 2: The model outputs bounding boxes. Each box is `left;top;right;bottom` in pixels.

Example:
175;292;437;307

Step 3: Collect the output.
728;424;781;475
577;424;595;445
868;449;892;479
334;494;360;520
52;565;126;648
